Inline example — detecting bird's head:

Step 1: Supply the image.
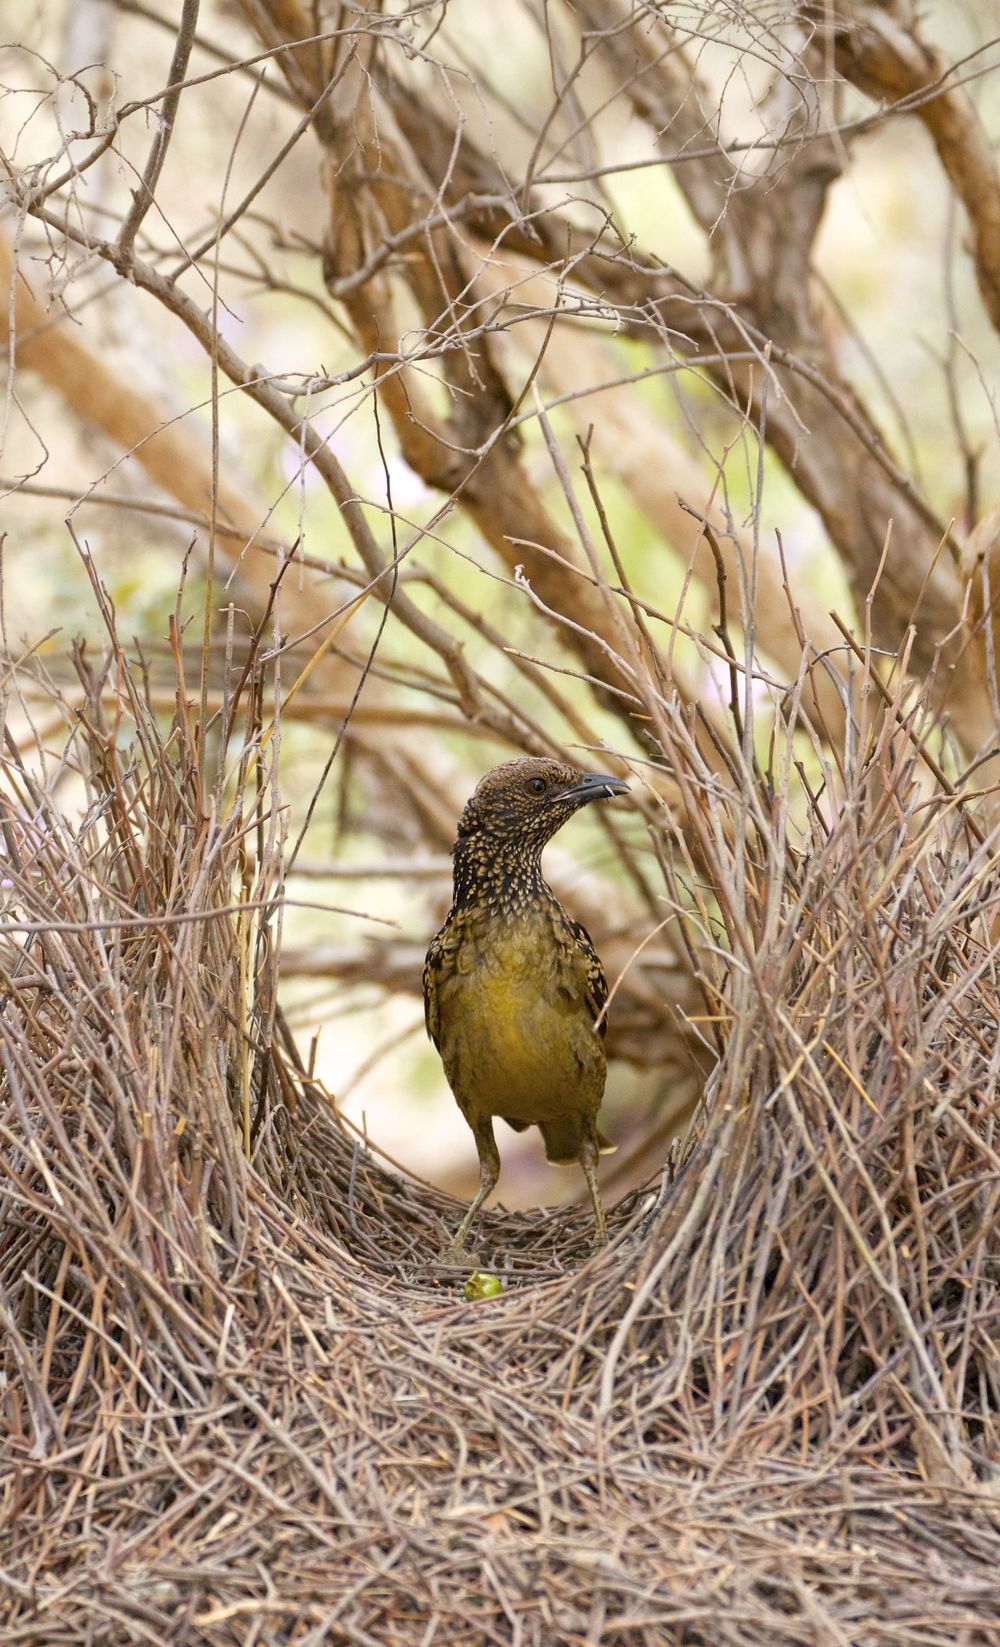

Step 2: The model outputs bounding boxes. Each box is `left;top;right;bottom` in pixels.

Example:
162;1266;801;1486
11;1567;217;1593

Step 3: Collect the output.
455;757;628;854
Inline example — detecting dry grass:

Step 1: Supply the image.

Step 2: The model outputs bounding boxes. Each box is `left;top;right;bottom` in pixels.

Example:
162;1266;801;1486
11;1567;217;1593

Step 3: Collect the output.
2;561;1000;1647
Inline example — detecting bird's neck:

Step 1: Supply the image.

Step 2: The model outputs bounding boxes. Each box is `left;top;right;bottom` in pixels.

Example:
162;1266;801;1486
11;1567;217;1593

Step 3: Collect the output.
451;835;553;915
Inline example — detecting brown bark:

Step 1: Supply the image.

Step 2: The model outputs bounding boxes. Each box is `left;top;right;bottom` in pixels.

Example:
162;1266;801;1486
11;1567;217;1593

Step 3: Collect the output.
827;1;1000;338
240;0;687;740
568;4;966;665
383;0;996;748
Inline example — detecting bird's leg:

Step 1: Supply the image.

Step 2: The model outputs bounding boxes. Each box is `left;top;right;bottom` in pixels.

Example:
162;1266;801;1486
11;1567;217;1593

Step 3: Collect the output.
445;1117;500;1263
580;1134;607;1249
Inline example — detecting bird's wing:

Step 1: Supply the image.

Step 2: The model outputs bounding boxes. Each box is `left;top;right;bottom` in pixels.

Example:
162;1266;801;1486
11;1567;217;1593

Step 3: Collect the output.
422;932;444;1050
566;917;610;1038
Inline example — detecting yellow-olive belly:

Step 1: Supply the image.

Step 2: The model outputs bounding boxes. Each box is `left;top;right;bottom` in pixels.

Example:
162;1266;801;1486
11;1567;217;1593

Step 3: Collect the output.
435;934;605;1127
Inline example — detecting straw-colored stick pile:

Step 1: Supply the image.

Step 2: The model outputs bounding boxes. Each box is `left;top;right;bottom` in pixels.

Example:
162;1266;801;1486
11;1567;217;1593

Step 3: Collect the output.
2;612;1000;1646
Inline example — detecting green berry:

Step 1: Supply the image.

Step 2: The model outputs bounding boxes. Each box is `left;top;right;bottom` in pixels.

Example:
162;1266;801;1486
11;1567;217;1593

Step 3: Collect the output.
464;1271;504;1300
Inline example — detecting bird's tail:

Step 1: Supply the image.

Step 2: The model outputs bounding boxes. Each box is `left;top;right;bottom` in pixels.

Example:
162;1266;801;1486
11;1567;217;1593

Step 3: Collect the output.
540;1118;617;1164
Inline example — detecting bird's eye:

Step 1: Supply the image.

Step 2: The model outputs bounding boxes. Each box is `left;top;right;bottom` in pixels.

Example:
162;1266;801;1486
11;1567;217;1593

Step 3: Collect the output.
528;776;546;795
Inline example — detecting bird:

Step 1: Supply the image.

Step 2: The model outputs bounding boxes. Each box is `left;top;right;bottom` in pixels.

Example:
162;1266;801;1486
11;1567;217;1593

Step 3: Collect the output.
423;756;629;1261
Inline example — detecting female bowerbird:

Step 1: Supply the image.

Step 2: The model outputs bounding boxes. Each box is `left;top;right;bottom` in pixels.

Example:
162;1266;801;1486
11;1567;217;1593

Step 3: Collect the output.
423;757;628;1261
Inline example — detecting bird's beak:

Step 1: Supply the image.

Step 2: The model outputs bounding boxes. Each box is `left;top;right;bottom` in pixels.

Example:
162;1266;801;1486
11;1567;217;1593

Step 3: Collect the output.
565;771;629;803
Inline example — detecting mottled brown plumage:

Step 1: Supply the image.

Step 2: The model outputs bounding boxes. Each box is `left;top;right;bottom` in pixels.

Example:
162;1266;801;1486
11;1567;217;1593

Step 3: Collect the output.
423;757;628;1260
